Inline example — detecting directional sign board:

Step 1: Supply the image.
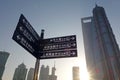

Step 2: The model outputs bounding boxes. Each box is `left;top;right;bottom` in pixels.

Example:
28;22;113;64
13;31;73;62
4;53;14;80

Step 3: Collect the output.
40;35;77;59
12;14;40;59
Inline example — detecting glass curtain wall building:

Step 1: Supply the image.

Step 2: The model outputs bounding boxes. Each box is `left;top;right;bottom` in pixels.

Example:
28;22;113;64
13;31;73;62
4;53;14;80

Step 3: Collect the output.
81;5;120;80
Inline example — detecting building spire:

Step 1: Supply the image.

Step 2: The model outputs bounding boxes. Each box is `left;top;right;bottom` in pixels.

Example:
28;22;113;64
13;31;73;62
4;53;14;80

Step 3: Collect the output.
54;61;56;68
51;61;56;75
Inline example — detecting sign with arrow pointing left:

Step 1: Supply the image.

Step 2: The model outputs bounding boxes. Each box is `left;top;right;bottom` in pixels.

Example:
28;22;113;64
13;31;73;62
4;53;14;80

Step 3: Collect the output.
12;14;40;59
12;14;78;59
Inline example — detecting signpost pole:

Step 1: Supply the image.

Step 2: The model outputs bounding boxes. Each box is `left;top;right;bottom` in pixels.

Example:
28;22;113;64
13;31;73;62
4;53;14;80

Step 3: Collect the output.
33;29;44;80
33;59;40;80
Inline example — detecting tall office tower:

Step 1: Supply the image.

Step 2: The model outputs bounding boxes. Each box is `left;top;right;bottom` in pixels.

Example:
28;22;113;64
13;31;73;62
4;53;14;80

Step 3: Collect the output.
72;67;80;80
81;5;120;80
0;51;9;80
39;65;49;80
12;63;27;80
27;68;34;80
49;64;57;80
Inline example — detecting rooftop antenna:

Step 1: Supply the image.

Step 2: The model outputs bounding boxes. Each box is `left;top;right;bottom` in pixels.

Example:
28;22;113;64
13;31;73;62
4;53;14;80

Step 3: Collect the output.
95;2;98;7
51;61;56;75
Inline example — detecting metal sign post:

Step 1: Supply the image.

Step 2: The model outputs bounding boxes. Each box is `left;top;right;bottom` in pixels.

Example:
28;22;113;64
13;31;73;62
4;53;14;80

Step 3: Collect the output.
33;59;40;80
33;30;44;80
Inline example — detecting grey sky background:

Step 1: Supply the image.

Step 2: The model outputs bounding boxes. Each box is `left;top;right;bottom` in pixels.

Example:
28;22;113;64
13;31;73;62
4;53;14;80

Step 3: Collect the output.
0;0;120;80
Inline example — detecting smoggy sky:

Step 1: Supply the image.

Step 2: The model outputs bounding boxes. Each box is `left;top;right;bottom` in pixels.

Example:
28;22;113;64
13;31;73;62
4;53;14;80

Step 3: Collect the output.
0;0;120;80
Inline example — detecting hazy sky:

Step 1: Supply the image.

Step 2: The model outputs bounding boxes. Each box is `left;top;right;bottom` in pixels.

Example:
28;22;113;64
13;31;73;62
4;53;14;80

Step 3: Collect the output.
0;0;120;80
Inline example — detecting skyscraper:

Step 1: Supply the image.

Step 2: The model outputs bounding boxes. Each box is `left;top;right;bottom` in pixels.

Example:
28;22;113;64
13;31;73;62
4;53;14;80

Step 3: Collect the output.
49;64;57;80
39;64;57;80
12;63;27;80
72;67;80;80
0;51;9;80
39;65;49;80
27;68;34;80
81;5;120;80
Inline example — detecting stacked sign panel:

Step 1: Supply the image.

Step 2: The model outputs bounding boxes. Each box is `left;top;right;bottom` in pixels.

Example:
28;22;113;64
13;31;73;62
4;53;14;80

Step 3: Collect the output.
40;35;77;59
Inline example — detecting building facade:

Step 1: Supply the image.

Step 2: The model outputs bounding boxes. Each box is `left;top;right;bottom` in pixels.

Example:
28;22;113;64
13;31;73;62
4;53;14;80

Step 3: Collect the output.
81;5;120;80
12;63;27;80
72;67;80;80
27;68;34;80
0;51;9;80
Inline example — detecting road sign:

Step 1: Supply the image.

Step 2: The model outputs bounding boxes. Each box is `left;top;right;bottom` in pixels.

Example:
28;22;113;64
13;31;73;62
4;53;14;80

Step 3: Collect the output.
40;50;77;59
40;35;77;59
12;14;77;59
44;35;76;43
12;14;40;58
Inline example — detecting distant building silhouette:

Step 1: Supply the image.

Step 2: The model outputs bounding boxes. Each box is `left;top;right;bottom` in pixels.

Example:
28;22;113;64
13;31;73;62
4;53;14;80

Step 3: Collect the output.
0;51;9;80
39;64;57;80
72;67;80;80
81;5;120;80
49;63;57;80
39;65;49;80
12;63;27;80
27;68;34;80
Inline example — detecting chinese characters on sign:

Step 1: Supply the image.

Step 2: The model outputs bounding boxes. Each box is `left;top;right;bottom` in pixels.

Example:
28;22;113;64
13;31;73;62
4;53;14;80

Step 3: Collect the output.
12;14;40;58
12;14;77;59
40;35;77;59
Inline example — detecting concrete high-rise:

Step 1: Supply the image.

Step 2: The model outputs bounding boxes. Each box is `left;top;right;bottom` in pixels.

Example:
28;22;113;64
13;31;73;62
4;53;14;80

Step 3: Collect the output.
27;68;34;80
0;51;9;80
12;63;27;80
81;5;120;80
72;67;80;80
